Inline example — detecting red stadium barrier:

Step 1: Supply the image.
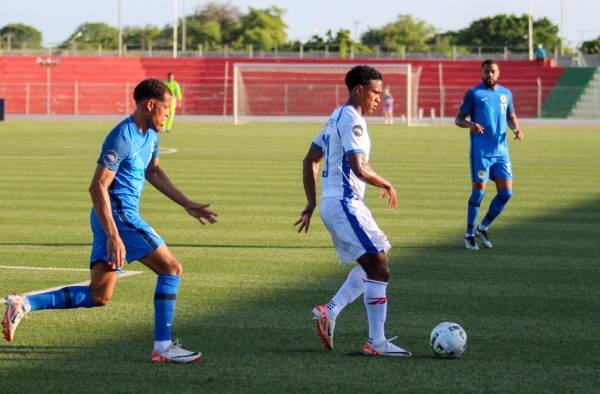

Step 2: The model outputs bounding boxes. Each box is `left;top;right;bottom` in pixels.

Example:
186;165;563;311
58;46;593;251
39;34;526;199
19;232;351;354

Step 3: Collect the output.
0;56;563;118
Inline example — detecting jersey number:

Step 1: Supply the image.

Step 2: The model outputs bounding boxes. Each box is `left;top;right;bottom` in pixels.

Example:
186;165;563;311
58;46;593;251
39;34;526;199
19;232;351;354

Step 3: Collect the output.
321;134;330;178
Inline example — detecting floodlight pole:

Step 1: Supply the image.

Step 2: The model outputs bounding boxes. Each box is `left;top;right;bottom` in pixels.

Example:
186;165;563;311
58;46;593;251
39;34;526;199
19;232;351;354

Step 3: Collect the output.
560;0;564;55
181;0;186;52
118;0;123;57
528;0;534;61
173;0;178;58
37;57;59;115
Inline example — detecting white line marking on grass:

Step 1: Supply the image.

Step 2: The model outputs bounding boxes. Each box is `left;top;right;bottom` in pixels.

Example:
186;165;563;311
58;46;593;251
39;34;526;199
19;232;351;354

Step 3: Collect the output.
23;271;143;296
0;147;176;160
0;265;144;297
0;265;90;272
159;147;177;155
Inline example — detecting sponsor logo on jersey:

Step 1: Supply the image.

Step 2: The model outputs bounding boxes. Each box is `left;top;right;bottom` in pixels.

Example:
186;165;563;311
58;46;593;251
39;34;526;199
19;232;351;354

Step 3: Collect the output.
500;94;507;104
478;170;487;179
103;150;117;164
352;124;363;136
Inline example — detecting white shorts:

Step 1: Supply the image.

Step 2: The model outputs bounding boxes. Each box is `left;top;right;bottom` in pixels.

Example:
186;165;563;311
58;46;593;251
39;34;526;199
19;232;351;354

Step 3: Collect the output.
319;197;391;265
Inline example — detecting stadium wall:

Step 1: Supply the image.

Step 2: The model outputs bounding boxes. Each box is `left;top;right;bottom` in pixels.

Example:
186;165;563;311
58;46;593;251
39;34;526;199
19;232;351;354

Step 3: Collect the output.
0;56;564;118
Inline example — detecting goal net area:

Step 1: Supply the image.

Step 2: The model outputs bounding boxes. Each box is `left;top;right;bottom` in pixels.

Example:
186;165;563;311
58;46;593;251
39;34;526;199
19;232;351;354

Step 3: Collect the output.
232;63;421;125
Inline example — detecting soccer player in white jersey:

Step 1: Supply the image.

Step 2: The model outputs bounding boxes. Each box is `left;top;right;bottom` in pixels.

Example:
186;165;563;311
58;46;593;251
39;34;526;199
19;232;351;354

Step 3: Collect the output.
295;65;411;357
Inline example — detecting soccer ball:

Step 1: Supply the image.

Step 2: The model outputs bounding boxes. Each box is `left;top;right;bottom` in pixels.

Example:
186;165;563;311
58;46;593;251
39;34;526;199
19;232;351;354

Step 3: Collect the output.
430;322;468;358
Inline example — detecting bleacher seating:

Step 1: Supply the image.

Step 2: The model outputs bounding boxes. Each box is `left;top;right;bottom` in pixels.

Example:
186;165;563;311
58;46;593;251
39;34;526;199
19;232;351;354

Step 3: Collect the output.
0;56;564;118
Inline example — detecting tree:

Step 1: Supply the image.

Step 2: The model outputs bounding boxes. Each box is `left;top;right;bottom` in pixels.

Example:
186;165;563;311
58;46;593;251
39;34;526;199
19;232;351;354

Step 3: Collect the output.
171;1;242;50
123;25;160;50
60;22;118;50
446;14;560;51
361;15;435;52
0;23;42;49
581;36;600;54
239;6;287;50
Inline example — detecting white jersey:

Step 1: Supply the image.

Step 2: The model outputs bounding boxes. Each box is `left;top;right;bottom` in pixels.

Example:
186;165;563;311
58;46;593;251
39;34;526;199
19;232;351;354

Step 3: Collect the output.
311;105;371;200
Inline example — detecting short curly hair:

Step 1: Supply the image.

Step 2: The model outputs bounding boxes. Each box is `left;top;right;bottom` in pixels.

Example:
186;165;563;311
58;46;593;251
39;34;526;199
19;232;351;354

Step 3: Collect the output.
133;78;170;104
345;65;383;91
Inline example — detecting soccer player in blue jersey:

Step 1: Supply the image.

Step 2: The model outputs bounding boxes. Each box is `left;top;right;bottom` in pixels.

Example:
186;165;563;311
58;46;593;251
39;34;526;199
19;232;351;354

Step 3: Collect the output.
2;79;217;363
455;59;524;250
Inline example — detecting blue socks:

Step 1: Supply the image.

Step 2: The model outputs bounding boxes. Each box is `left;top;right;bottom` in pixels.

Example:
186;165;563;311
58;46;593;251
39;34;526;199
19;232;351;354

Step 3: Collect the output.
481;189;513;228
154;275;180;342
466;189;485;235
26;286;93;311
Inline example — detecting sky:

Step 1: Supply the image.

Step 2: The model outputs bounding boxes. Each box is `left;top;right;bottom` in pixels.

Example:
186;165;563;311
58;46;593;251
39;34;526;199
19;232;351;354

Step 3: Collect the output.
1;0;598;47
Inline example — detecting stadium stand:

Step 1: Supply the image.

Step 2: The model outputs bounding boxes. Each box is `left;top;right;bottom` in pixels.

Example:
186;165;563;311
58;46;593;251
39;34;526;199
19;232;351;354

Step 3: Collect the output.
0;56;564;118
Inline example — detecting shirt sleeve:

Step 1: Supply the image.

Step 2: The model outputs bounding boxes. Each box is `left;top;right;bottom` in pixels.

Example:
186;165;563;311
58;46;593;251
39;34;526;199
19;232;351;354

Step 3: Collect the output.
97;129;131;172
507;92;515;117
340;114;366;157
459;89;474;116
151;134;160;161
310;127;326;152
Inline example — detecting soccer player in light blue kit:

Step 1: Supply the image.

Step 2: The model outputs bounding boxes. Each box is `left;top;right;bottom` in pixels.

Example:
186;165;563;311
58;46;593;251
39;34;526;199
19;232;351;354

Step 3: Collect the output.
3;79;217;363
455;59;524;250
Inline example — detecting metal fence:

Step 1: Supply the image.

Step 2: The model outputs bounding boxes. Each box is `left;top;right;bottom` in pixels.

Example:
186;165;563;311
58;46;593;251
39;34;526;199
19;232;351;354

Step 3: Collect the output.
1;46;599;66
1;81;593;120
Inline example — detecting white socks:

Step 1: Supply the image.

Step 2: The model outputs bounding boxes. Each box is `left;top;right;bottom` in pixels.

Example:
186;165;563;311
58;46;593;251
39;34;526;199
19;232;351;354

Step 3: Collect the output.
327;266;366;320
364;279;388;345
154;340;172;352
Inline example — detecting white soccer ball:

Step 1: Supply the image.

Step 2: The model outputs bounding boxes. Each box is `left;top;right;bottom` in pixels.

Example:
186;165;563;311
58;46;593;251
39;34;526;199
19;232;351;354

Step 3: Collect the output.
430;322;468;358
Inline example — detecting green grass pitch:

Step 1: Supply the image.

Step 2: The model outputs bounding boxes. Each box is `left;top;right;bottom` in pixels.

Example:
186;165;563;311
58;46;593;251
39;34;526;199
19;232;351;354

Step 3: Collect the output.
0;119;599;392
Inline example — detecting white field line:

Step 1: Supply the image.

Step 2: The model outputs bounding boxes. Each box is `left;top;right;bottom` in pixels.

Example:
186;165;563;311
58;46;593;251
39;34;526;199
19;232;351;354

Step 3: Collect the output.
0;265;144;297
159;147;178;155
0;147;177;160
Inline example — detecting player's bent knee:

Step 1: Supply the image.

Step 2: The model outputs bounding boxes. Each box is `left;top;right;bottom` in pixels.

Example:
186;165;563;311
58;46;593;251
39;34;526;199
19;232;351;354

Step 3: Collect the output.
91;292;112;307
163;259;182;276
498;189;513;203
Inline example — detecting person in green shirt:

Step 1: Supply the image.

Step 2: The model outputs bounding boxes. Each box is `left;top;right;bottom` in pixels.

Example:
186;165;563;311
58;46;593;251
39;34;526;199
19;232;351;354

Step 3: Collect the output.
163;72;182;132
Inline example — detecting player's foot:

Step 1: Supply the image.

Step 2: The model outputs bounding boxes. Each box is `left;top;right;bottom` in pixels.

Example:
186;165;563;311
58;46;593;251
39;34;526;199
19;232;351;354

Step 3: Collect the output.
464;235;479;250
363;337;411;357
151;340;203;364
312;304;334;350
476;227;493;249
2;294;30;341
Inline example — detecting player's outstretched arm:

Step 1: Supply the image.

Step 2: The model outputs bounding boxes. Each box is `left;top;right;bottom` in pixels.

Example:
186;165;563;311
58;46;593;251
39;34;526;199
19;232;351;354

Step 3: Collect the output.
347;153;397;209
455;112;484;134
89;164;126;270
294;147;323;233
508;113;524;140
145;159;217;225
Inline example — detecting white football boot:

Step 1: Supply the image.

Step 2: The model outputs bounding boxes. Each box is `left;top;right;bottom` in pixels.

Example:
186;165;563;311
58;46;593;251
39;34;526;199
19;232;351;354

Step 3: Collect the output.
312;304;335;350
2;294;30;341
363;337;412;357
151;340;203;364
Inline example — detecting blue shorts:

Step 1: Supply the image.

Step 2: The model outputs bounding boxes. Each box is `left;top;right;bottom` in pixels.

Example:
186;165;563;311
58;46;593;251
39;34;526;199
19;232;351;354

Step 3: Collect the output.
470;155;513;183
90;208;165;267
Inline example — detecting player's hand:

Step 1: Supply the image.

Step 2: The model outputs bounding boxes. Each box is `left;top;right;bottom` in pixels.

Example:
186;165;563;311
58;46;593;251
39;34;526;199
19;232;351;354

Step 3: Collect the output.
185;202;218;225
294;204;315;233
513;129;524;140
470;122;484;134
106;236;126;270
380;184;398;209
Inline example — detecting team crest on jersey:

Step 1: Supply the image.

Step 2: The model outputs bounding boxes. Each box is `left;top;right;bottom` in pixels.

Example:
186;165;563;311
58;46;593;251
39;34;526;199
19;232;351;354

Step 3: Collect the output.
500;95;507;104
103;150;117;164
478;170;487;179
352;125;363;136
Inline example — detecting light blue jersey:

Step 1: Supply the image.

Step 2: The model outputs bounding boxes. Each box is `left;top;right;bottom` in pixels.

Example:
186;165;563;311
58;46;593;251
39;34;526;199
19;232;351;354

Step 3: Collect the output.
459;83;515;158
91;116;163;265
97;116;159;212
